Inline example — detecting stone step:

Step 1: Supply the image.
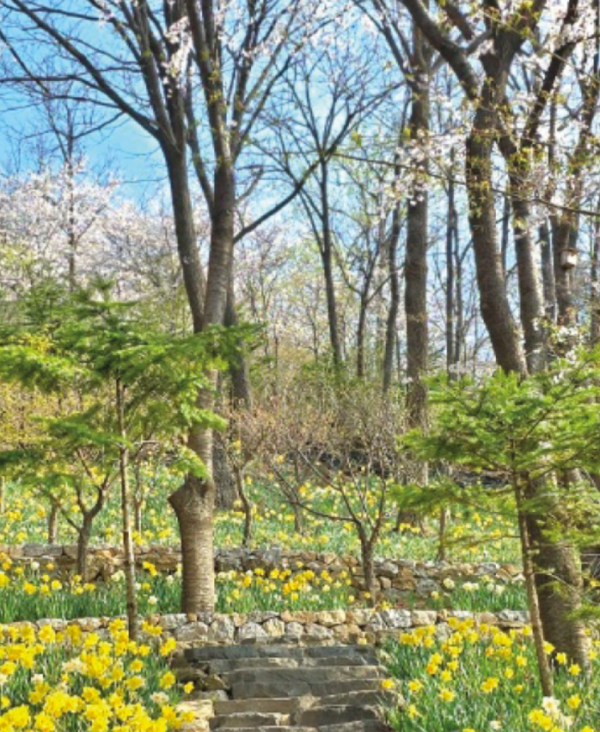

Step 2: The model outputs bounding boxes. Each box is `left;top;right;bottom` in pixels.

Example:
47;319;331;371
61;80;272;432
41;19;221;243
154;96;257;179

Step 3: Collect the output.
295;705;381;727
227;665;382;687
315;690;391;707
207;655;378;673
184;642;390;731
213;699;303;717
186;644;375;664
210;712;289;729
216;728;317;732
232;677;383;700
319;722;389;732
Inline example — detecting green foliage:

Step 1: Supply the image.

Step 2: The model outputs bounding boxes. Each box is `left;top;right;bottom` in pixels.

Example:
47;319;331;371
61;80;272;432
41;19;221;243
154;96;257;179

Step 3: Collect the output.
0;283;250;508
402;353;600;477
395;351;600;536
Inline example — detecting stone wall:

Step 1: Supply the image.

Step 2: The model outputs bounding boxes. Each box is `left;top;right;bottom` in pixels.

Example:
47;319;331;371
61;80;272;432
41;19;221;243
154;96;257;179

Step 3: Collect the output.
3;607;531;647
0;544;523;596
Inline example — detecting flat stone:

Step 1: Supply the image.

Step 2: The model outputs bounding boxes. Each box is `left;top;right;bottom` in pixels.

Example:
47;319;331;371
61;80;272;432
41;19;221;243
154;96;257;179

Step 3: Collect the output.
497;610;529;626
346;609;375;626
379;609;412;629
296;705;381;727
304;623;333;640
232;677;383;700
211;712;289;729
263;619;285;637
314;610;346;627
175;623;210;643
319;721;389;732
160;614;187;631
238;622;268;642
411;610;437;627
214;699;300;716
434;623;451;641
209;616;236;643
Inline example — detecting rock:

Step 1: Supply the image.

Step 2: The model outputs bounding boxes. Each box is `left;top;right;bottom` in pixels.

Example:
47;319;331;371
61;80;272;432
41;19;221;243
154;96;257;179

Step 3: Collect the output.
365;615;386;633
175;623;210;643
304;623;333;640
434;623;451;641
476;612;498;627
178;699;213;732
448;610;473;621
247;611;279;624
411;610;437;627
73;617;102;632
23;544;59;558
377;561;399;579
263;619;286;637
497;610;529;627
416;578;439;595
314;610;346;627
205;674;228;692
346;609;375;626
379;609;412;629
208;616;236;643
238;622;268;642
160;614;187;631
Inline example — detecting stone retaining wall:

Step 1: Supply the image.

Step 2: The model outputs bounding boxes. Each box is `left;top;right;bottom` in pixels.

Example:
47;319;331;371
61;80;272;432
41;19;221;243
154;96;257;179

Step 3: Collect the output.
4;608;531;647
0;544;523;595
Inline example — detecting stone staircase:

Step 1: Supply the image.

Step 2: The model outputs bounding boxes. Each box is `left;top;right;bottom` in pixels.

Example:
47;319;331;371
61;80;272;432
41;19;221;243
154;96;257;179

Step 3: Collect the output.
179;642;394;732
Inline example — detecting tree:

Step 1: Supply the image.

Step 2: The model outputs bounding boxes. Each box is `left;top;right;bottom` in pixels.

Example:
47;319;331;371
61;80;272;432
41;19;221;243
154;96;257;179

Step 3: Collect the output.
1;0;329;611
397;0;595;667
403;351;600;684
0;285;235;635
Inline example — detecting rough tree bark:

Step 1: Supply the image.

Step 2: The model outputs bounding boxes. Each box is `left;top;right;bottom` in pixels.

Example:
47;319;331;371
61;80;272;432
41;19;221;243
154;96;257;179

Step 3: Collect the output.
400;0;590;667
116;378;138;641
404;18;431;486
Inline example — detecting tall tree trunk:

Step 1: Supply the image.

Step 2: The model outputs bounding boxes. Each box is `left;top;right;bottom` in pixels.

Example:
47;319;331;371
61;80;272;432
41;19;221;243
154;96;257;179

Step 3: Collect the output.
592;205;600;345
553;218;579;329
163;148;205;332
500;191;510;280
383;187;402;393
525;479;590;670
356;293;368;379
540;220;556;322
399;0;589;670
225;270;252;408
405;23;430;486
213;434;238;511
319;163;343;368
47;501;60;544
169;164;235;614
515;485;554;697
211;268;251;511
77;515;93;581
506;165;547;372
445;156;456;372
116;378;138;640
466;101;528;375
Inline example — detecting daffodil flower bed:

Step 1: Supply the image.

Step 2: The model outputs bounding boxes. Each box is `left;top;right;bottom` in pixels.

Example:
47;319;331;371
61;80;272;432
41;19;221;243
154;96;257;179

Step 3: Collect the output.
381;618;600;732
0;557;362;623
216;566;357;612
0;618;193;732
0;482;521;564
417;576;527;613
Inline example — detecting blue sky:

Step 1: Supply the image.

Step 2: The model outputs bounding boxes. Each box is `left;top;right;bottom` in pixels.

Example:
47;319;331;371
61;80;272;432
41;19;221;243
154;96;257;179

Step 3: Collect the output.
0;102;167;203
